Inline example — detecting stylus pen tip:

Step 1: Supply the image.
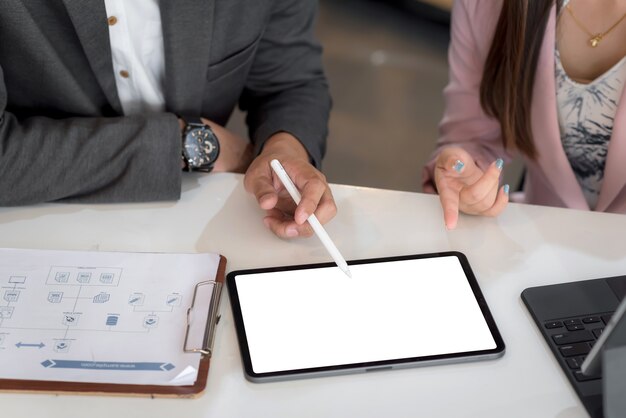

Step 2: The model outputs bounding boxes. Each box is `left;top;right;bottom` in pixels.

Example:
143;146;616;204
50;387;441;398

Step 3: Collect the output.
343;268;352;278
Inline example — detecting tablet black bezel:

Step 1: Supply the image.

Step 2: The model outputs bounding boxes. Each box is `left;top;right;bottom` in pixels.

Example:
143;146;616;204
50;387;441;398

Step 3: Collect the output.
227;251;505;382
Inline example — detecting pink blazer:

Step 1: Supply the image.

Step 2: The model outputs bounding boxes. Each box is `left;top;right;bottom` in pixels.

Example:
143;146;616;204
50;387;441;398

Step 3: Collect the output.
422;0;626;213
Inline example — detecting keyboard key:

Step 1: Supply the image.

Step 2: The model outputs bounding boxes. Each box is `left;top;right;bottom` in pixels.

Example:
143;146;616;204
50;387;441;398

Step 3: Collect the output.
545;321;563;329
559;343;591;357
552;331;594;345
592;328;604;339
566;356;586;370
601;314;613;325
582;316;601;324
566;324;585;331
574;370;601;382
564;319;582;326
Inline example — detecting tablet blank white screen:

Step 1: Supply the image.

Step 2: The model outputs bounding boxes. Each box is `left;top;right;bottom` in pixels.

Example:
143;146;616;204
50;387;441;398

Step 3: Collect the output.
235;256;496;374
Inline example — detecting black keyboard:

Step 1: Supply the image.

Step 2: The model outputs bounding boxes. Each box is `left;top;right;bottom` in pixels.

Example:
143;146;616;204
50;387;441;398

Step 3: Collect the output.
543;312;614;382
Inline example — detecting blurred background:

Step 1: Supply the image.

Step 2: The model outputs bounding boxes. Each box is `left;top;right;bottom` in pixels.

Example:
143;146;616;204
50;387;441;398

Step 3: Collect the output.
319;0;451;193
229;0;522;193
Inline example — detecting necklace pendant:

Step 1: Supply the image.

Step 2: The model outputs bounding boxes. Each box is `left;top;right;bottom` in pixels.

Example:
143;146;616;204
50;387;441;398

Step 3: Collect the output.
589;34;602;47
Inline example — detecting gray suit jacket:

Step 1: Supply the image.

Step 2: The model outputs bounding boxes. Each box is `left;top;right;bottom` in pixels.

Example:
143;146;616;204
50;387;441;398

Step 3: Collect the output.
0;0;331;204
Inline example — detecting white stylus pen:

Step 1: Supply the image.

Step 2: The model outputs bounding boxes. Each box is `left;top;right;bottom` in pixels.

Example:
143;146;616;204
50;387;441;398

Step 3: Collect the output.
270;159;352;278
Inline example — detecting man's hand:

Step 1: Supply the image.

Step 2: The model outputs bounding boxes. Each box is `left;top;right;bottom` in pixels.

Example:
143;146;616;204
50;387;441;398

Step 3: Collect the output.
434;147;509;230
244;133;337;238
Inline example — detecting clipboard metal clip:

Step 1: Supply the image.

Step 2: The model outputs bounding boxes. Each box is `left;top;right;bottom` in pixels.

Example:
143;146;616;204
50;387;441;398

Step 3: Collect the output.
184;280;223;357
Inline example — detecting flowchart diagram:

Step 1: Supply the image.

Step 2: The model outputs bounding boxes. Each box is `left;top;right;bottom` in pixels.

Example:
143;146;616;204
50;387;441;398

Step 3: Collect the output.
0;265;184;356
0;248;220;387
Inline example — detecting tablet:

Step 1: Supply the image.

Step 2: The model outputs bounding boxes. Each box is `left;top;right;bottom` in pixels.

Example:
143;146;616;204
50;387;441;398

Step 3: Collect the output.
227;252;505;382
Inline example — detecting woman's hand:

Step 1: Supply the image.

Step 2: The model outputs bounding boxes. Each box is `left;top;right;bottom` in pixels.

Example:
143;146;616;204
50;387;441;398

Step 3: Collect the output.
433;147;509;230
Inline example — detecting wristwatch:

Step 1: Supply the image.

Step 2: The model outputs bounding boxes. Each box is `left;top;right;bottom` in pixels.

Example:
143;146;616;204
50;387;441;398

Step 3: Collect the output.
180;116;220;172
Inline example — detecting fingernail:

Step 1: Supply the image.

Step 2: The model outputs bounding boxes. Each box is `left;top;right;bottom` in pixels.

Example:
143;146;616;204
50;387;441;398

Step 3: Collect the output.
296;212;309;225
495;158;504;171
453;160;464;173
503;184;510;195
259;194;274;208
263;217;270;228
286;227;298;237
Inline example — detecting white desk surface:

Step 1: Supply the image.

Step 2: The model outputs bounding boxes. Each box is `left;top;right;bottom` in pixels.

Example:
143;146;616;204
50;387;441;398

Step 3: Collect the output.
1;173;624;418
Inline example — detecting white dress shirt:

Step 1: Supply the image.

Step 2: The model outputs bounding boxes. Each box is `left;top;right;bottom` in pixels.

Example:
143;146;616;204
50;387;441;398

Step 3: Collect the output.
104;0;166;115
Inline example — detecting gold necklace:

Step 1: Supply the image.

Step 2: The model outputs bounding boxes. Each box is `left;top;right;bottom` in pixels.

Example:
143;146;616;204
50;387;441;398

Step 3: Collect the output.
566;3;626;47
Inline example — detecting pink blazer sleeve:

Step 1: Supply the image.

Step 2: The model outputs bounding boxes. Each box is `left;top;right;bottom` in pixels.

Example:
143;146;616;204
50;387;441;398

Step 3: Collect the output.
422;0;512;193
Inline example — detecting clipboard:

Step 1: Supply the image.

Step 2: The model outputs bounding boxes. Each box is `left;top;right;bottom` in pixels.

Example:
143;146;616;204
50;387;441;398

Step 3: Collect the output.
0;254;227;398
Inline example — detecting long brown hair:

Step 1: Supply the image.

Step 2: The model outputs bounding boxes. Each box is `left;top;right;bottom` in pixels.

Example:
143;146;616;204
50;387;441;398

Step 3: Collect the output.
480;0;563;159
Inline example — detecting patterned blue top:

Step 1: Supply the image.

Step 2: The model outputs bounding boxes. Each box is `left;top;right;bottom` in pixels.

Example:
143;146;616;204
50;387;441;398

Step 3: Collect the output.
555;48;626;209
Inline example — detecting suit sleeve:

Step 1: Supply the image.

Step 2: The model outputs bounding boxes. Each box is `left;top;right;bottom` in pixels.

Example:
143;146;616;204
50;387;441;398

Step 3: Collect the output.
421;0;511;193
239;0;331;168
0;65;183;205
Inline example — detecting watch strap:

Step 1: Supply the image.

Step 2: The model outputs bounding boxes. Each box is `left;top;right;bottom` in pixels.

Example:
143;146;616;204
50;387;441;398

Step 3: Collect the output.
181;116;204;128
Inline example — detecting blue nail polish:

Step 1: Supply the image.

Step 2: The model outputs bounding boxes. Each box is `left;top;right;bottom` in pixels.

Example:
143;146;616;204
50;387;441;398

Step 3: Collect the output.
453;160;464;173
503;184;510;195
495;158;504;170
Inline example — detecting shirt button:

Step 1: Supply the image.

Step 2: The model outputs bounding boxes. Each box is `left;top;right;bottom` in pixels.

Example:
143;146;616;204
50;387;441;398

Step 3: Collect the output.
107;16;118;26
119;70;130;78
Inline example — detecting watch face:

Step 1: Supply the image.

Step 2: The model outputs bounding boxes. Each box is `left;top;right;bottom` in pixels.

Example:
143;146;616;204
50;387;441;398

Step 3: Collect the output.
183;126;220;169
